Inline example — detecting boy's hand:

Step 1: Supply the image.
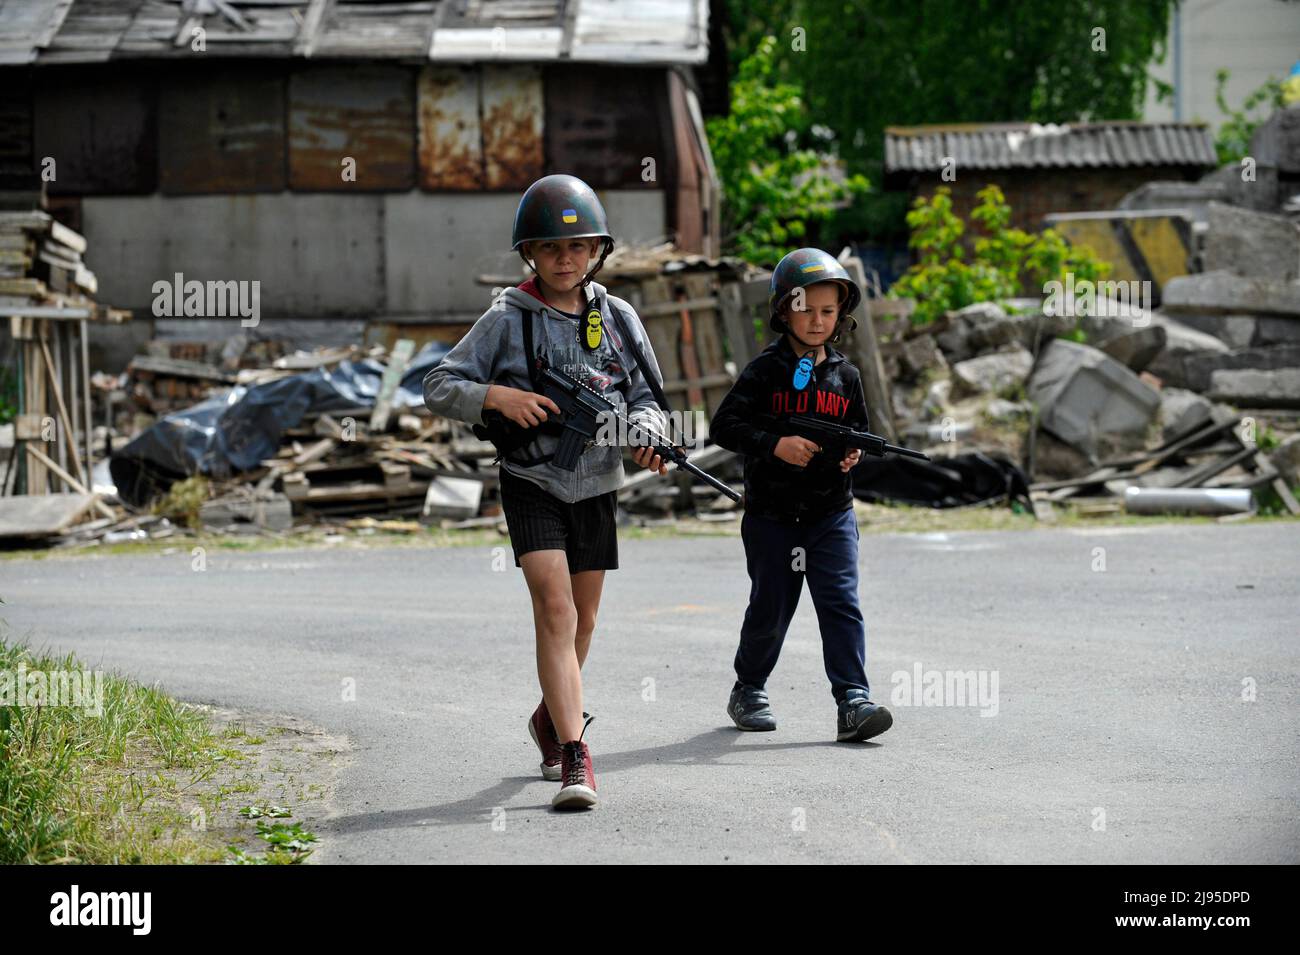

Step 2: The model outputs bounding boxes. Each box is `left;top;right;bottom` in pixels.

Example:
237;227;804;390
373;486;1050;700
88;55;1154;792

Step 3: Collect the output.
775;435;821;468
840;448;862;472
484;385;561;428
631;445;668;475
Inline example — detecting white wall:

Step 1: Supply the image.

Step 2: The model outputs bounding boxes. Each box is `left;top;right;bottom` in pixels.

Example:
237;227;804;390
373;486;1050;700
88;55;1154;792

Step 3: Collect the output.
1143;0;1300;130
81;189;667;320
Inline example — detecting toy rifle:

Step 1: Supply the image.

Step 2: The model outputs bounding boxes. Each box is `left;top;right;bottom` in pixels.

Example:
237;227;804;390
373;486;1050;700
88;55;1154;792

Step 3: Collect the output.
475;358;741;502
786;414;931;463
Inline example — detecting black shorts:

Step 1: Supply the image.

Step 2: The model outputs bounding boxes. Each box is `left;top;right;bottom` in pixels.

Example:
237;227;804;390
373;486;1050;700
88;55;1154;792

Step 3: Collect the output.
498;466;619;573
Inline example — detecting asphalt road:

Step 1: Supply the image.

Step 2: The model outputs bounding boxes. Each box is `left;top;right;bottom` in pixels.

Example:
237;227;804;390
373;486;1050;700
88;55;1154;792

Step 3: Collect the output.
2;521;1297;864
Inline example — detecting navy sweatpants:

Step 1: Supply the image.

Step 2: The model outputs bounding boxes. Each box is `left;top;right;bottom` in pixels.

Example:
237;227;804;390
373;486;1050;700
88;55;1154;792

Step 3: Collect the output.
735;506;870;702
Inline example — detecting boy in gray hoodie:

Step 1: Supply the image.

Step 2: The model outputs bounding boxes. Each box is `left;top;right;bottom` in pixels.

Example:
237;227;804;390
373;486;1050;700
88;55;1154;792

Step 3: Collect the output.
423;174;668;810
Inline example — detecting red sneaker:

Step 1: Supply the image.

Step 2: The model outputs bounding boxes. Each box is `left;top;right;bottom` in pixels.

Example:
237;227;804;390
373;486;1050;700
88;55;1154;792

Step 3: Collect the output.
528;700;562;781
552;717;597;810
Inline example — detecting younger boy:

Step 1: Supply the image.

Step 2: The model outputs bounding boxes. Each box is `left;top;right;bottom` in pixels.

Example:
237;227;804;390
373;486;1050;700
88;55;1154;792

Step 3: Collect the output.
710;248;893;742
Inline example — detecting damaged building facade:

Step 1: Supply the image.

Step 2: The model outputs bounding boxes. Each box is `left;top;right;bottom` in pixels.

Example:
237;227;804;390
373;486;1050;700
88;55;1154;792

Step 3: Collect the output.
0;0;722;370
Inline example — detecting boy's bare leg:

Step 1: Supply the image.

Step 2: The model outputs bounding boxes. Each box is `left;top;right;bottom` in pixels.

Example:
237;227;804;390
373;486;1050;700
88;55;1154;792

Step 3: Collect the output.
521;550;584;742
570;570;606;668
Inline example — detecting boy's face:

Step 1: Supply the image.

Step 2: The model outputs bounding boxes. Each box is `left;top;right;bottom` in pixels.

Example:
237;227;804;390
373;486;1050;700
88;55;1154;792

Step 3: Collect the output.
784;282;844;347
525;238;600;293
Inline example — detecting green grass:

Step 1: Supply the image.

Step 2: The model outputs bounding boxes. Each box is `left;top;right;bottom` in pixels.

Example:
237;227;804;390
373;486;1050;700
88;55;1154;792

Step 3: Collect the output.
0;632;332;864
0;636;236;863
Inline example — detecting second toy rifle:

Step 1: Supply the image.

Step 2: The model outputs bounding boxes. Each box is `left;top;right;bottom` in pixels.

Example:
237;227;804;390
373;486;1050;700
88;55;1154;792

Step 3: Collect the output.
787;414;931;462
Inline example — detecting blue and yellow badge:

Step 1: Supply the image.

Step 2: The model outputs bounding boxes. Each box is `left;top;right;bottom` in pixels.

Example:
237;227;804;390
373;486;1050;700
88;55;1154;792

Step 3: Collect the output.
793;351;815;390
800;262;826;274
583;301;603;350
562;208;578;224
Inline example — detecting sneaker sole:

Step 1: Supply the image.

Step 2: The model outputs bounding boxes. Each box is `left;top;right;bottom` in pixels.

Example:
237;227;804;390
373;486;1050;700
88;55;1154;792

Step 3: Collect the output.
837;708;894;742
527;717;562;781
551;784;598;810
728;706;776;732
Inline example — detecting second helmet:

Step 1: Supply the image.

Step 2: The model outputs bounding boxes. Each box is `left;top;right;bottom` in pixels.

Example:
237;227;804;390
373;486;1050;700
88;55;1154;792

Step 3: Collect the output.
768;247;861;335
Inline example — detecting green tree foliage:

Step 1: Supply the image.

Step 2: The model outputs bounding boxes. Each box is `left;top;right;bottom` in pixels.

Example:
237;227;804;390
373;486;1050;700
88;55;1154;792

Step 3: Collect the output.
706;36;870;265
721;0;1177;238
1212;69;1286;165
889;185;1111;326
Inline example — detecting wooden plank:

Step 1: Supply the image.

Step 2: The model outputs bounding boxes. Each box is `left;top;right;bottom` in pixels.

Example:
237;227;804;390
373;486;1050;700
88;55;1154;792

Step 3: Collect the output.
840;256;897;443
0;493;98;539
1032;416;1243;492
282;478;431;504
79;318;91;480
716;279;755;369
637;277;682;406
39;328;86;487
1173;446;1258;488
370;338;415;432
24;444;114;519
682;272;728;418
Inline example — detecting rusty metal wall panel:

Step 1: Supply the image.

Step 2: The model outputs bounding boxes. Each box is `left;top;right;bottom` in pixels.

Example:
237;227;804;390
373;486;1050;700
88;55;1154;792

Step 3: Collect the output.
543;64;668;188
482;64;543;190
33;64;158;194
418;65;484;191
289;64;414;192
158;63;286;194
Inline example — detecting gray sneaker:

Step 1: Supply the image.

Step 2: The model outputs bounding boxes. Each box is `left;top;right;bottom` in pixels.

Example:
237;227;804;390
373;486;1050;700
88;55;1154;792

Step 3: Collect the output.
728;682;777;731
836;691;893;742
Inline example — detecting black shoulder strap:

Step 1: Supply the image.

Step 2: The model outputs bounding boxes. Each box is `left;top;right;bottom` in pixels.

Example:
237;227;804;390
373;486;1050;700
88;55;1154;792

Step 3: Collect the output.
522;308;542;389
501;308;553;468
606;299;679;445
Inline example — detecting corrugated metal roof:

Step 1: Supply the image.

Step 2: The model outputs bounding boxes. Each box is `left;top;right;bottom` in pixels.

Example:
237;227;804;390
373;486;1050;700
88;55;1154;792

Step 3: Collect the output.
884;121;1218;172
2;0;709;65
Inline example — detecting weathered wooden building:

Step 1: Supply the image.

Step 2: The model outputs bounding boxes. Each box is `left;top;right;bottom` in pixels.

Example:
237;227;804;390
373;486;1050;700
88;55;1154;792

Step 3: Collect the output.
0;0;722;335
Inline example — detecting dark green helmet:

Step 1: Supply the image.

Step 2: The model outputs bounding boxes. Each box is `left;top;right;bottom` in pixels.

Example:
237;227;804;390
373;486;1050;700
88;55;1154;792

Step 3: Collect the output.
512;174;614;253
768;247;861;337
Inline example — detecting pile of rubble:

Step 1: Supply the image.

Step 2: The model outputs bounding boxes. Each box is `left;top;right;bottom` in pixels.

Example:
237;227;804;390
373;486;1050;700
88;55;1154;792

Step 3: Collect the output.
9;335;739;548
878;220;1300;516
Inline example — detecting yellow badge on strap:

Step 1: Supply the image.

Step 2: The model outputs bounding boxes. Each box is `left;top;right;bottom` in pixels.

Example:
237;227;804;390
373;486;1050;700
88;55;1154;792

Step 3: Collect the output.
583;304;603;350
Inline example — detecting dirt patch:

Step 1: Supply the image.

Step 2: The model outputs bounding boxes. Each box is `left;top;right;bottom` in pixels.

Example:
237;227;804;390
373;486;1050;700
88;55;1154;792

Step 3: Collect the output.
131;703;352;864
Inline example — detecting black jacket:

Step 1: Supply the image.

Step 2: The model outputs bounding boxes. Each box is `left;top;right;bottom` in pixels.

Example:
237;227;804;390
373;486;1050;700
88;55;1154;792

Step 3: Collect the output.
711;336;870;523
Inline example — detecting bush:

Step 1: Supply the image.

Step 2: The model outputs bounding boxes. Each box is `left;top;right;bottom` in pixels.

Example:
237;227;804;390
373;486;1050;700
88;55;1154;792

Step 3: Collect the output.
889;185;1111;327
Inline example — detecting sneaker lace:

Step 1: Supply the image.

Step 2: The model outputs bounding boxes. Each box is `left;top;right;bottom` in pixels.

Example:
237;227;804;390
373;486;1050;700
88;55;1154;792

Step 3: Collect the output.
561;715;595;787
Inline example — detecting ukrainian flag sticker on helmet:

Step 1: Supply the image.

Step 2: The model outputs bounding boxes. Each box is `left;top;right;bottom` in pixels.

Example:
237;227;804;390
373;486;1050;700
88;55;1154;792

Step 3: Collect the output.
561;208;578;223
801;262;826;273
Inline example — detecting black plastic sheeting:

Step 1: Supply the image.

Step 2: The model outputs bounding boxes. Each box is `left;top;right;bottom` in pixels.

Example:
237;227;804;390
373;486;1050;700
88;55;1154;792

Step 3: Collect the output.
852;451;1033;510
110;341;451;508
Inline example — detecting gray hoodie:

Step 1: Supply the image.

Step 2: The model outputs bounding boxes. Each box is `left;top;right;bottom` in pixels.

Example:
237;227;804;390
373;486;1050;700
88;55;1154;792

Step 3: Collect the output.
422;280;669;503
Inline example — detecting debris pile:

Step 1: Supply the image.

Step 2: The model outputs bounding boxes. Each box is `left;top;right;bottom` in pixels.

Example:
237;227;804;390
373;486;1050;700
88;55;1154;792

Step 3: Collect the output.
877;106;1300;519
4;247;760;548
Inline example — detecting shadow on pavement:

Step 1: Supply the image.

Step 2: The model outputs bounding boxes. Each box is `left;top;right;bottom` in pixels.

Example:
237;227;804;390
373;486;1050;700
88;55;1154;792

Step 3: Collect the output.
322;726;883;836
